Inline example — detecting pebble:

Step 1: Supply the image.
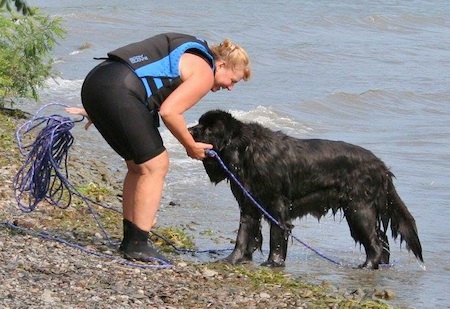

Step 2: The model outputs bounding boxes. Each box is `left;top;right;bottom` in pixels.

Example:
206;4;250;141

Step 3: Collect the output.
374;289;396;300
202;268;219;278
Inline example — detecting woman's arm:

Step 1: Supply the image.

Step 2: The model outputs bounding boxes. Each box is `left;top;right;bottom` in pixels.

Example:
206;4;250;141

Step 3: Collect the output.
159;53;214;160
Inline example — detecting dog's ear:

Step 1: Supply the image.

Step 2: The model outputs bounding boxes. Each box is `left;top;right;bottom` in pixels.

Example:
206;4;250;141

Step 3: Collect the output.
227;115;244;141
196;109;245;152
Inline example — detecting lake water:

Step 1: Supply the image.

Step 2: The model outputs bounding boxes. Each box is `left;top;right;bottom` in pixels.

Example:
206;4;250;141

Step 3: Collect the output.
23;1;450;308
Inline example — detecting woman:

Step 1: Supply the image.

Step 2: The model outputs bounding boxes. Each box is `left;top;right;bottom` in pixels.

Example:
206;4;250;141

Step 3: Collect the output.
67;32;251;263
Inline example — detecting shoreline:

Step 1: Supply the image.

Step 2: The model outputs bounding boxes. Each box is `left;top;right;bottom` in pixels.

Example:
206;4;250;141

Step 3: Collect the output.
0;109;400;308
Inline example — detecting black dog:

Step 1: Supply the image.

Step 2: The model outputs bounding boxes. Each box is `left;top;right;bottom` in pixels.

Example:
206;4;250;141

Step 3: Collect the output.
189;109;423;269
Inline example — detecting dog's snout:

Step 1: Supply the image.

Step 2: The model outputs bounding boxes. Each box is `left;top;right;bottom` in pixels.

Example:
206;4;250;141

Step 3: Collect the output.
188;124;202;138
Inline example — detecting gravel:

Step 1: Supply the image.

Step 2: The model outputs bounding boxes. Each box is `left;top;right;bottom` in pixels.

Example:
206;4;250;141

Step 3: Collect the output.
0;111;399;309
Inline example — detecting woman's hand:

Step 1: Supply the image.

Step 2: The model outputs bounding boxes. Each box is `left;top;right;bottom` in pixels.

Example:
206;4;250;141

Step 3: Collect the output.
186;142;213;160
65;107;93;130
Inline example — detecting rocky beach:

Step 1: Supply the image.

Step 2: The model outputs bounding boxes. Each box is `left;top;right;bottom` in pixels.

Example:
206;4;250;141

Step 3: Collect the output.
0;110;402;308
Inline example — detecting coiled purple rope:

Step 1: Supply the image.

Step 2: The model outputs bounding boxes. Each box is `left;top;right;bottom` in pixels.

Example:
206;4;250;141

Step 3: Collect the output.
14;104;118;245
14;104;77;212
9;103;171;268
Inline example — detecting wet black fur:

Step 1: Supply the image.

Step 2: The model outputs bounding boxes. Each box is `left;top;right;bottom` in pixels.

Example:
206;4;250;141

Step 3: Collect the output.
189;109;423;269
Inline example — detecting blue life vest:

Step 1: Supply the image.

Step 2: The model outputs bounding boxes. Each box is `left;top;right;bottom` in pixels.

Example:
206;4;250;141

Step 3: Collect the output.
107;33;215;111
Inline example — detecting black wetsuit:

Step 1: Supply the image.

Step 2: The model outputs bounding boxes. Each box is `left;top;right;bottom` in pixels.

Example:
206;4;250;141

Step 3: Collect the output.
81;33;215;164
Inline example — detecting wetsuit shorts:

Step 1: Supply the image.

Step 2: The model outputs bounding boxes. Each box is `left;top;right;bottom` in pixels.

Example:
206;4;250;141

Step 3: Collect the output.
81;60;165;164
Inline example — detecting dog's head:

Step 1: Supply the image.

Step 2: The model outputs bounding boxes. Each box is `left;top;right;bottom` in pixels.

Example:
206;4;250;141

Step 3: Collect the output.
189;110;241;149
189;109;242;183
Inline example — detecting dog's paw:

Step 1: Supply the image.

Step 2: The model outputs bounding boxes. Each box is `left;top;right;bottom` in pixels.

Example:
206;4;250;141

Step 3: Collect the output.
357;260;380;270
221;255;252;265
261;260;286;268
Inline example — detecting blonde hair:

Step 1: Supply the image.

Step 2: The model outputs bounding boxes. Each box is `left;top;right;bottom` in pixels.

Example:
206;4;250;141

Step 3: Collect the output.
210;39;251;81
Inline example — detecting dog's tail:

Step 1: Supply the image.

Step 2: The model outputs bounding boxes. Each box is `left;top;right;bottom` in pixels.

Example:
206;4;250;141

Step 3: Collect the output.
386;173;424;263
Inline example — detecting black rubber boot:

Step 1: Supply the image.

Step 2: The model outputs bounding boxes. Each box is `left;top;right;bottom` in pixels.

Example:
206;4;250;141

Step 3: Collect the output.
119;219;133;252
123;222;171;264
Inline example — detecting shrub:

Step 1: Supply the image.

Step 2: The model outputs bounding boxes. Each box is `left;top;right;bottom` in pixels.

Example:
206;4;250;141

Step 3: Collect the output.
0;7;65;108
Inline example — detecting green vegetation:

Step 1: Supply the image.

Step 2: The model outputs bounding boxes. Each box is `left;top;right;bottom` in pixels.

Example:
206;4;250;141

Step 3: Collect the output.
207;263;393;308
151;226;196;252
0;111;22;165
0;4;65;108
76;182;111;202
0;0;31;15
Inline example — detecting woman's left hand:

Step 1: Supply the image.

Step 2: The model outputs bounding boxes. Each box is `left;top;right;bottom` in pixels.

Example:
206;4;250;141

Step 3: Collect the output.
65;107;93;130
186;142;213;160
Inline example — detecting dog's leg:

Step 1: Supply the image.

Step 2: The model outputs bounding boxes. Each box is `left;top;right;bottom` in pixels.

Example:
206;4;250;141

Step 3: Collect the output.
261;221;292;267
344;203;384;269
379;230;390;265
222;214;262;264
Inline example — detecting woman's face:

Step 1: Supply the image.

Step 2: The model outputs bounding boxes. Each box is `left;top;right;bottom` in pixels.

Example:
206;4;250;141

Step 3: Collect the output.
211;61;245;92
